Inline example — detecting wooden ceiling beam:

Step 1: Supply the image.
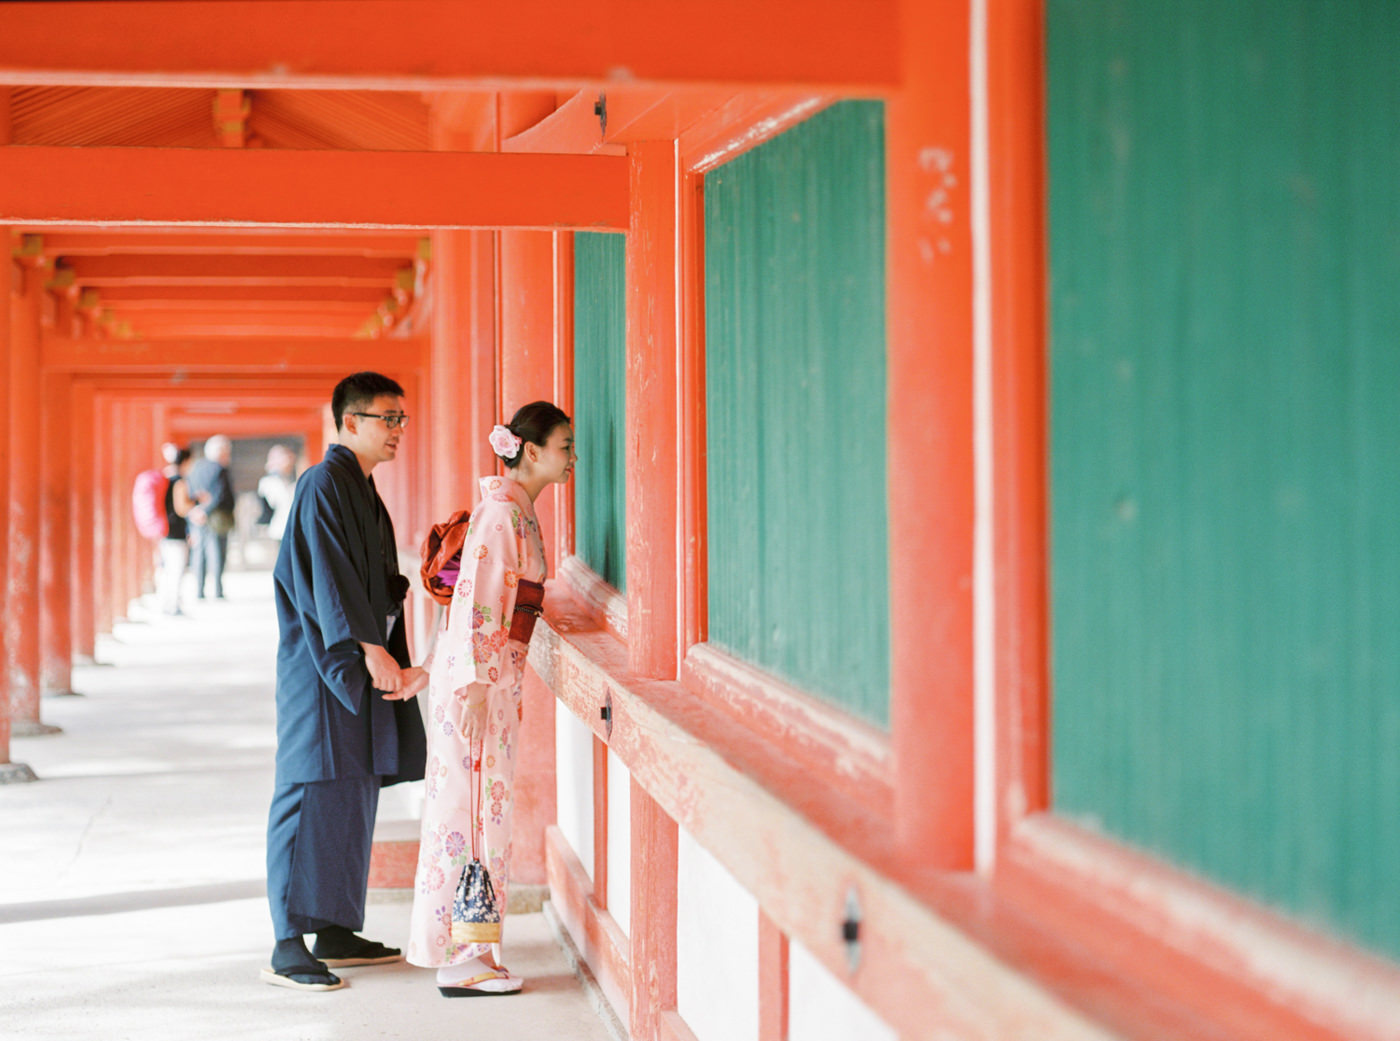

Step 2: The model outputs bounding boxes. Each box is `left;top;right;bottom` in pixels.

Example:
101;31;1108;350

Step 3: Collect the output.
88;380;334;400
44;333;427;373
39;230;425;257
112;316;370;339
0;1;898;93
165;411;326;438
62;254;408;287
82;285;390;305
0;146;629;229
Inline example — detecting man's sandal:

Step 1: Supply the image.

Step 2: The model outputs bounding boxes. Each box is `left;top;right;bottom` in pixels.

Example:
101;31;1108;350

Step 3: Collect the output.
259;966;347;991
311;935;403;968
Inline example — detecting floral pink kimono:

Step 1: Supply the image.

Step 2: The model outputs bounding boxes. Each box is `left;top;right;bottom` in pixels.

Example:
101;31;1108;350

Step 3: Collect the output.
407;474;546;968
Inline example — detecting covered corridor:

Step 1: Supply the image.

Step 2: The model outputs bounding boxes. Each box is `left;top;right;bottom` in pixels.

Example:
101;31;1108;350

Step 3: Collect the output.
3;3;1400;1040
0;569;618;1039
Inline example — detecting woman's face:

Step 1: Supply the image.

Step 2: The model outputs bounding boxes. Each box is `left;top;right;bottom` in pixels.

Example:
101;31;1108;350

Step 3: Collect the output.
530;423;576;485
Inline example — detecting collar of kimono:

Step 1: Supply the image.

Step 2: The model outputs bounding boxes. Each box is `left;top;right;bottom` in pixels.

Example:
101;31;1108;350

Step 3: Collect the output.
478;473;534;515
324;443;373;489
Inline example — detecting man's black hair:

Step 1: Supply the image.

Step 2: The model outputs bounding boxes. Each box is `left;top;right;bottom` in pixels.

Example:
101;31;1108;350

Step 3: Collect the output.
331;372;405;431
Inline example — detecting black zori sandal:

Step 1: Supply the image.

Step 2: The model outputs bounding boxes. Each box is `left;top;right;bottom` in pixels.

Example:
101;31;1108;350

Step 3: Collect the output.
261;936;348;990
259;966;346;991
312;926;404;967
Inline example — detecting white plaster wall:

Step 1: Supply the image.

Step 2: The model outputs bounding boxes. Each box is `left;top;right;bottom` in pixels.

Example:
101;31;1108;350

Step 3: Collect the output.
676;826;759;1041
788;937;898;1041
605;748;631;935
554;701;594;880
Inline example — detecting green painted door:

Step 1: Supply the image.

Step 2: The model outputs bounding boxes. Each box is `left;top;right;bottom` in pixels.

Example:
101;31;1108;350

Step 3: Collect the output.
1049;0;1400;958
704;101;890;727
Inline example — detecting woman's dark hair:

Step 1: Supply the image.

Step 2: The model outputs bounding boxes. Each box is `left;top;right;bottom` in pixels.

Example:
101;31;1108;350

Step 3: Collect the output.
498;400;571;467
172;448;192;467
331;371;405;431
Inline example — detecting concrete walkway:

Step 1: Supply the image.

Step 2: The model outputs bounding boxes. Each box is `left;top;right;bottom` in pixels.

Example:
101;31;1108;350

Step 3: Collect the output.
0;568;618;1041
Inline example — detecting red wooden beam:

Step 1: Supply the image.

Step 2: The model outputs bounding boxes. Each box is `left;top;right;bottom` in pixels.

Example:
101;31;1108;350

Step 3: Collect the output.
42;334;426;373
85;377;339;398
0;1;899;93
108;306;379;323
166;410;324;438
0;146;630;230
90;285;389;306
111;314;370;338
62;254;407;287
39;230;425;257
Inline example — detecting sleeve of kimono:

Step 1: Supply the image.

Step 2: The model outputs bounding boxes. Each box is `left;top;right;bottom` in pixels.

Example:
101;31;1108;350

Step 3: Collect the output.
298;475;383;714
437;499;524;711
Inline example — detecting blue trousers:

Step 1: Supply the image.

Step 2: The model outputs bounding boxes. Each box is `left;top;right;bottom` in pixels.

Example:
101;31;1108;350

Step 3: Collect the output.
191;527;228;598
266;775;379;940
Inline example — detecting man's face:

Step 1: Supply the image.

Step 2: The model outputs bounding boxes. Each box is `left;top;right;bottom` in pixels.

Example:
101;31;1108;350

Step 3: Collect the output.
344;393;406;468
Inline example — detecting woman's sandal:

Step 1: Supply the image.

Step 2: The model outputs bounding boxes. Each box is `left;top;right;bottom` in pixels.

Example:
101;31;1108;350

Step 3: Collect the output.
437;967;523;997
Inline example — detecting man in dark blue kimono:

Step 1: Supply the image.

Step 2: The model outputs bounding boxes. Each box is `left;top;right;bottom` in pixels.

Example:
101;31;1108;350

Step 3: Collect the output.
262;371;427;991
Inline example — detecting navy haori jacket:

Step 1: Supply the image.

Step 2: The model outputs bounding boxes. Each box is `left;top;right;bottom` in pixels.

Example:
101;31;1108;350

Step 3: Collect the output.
271;443;425;786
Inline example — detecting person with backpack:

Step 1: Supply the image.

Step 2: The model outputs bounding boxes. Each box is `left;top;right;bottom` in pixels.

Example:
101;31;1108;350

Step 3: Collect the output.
406;401;574;996
155;446;196;616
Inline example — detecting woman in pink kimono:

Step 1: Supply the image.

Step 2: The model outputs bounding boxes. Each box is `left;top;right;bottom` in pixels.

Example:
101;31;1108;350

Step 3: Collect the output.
408;402;574;996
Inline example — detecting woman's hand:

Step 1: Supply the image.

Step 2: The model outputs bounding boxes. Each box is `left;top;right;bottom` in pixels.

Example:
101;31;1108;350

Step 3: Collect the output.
383;666;429;701
456;683;489;740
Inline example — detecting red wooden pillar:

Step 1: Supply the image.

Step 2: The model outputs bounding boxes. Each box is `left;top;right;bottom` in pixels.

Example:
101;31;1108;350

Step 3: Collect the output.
550;233;575;569
757;909;790;1041
40;370;75;695
625;140;683;681
988;0;1050;832
303;413;325;466
0;95;12;772
631;782;679;1041
117;401;141;619
887;0;977;869
69;380;96;660
624;140;686;1041
496;93;566;891
428;229;496;518
428;96;499;518
8;240;50;733
92;393;113;637
0;236;9;770
0;207;33;777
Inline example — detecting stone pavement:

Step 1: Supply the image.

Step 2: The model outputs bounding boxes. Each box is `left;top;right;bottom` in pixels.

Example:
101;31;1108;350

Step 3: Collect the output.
0;568;618;1041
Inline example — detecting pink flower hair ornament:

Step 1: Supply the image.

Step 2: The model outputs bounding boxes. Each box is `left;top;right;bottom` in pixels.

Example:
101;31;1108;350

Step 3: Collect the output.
488;424;523;459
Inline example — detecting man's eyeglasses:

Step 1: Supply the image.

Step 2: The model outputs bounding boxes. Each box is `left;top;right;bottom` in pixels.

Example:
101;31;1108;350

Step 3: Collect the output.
351;412;410;430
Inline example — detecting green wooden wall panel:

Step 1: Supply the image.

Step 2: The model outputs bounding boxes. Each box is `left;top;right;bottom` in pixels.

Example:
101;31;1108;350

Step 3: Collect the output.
1049;0;1400;958
573;231;627;590
704;101;890;727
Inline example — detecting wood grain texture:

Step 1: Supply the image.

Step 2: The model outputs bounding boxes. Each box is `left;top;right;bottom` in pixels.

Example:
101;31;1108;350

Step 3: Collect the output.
1048;0;1400;959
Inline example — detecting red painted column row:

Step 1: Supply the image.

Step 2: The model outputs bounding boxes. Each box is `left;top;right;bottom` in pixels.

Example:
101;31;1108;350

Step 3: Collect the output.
624;140;683;1041
8;244;49;736
39;370;75;696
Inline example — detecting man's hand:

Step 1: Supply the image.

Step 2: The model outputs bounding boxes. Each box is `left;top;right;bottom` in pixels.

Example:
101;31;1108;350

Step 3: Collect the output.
360;643;402;692
383;666;428;701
